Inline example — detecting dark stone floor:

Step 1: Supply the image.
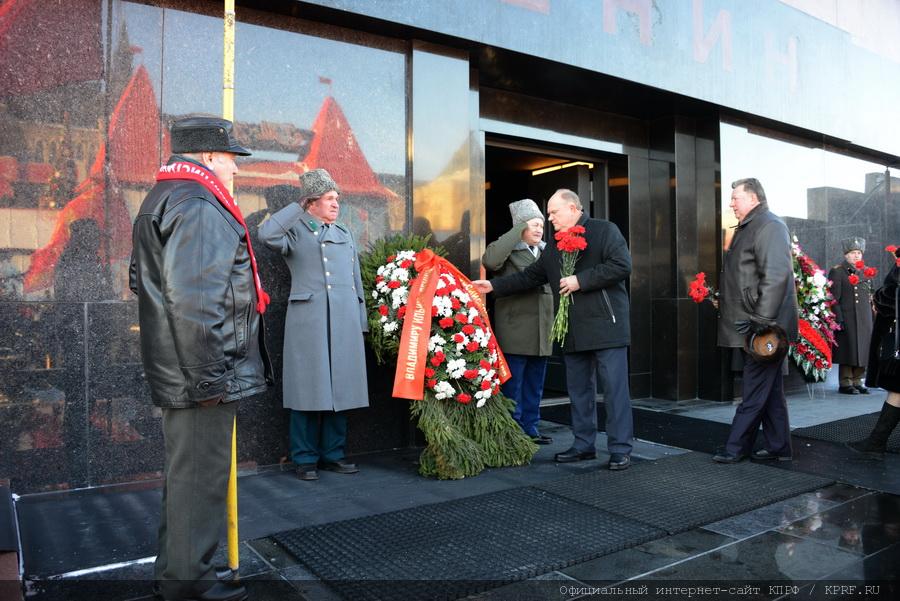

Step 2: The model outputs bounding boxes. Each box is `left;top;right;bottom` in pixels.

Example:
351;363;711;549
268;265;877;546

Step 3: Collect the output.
15;401;900;601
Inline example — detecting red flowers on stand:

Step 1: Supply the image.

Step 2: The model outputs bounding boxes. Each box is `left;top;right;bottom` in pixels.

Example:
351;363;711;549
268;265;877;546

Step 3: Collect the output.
549;225;587;345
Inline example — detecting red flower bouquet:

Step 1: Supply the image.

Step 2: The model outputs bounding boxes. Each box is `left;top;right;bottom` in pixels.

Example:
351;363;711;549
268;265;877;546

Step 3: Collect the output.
549;225;588;346
689;272;717;304
886;245;900;267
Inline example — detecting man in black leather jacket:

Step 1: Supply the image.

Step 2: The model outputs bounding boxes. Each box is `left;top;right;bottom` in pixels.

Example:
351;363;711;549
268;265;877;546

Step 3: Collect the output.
130;117;272;601
714;178;799;464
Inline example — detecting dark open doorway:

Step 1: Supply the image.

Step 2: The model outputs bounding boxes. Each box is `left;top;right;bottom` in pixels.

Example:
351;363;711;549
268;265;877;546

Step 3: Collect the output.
484;139;628;397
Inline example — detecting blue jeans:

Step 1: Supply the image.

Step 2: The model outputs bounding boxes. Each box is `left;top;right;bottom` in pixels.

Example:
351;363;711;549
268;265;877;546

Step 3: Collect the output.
501;354;549;437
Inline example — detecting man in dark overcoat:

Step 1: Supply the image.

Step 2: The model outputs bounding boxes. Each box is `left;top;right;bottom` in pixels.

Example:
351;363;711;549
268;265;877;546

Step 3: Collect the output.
474;188;634;470
258;169;369;482
482;198;554;444
130;117;272;601
828;237;874;394
714;178;799;464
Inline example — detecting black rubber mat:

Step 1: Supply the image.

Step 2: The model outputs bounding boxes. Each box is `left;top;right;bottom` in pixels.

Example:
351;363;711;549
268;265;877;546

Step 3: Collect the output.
272;487;665;601
536;452;833;534
793;412;900;451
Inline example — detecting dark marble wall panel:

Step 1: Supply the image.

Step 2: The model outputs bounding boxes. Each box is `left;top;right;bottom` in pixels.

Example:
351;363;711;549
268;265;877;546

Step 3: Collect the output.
0;302;89;492
86;302;162;484
697;118;731;401
651;299;677;400
625;155;651;379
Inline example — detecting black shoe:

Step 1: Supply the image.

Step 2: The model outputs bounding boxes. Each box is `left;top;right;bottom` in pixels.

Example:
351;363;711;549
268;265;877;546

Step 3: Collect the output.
319;459;359;474
157;581;247;601
554;448;596;463
751;449;792;461
530;434;553;445
153;568;236;598
839;386;860;395
855;386;870;394
295;464;318;480
608;453;631;470
712;449;746;464
845;440;885;460
183;582;248;601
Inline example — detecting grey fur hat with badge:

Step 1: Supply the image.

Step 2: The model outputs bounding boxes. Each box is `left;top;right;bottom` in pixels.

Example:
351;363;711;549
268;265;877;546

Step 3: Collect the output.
508;198;543;225
841;237;866;254
298;168;340;206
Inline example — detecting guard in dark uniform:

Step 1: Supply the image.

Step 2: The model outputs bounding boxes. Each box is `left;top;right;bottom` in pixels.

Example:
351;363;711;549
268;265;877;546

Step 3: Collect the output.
829;237;874;394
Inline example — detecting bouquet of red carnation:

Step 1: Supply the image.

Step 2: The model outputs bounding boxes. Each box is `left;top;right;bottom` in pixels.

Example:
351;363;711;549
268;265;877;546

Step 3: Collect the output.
849;259;878;292
550;225;588;345
689;272;717;304
886;245;900;267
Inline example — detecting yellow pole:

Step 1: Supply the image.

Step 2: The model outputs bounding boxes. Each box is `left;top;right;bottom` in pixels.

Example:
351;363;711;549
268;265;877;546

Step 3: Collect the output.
223;0;239;573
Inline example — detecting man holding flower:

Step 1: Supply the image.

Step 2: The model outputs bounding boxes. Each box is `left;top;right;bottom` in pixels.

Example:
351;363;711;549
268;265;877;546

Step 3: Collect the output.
474;189;634;470
714;178;799;464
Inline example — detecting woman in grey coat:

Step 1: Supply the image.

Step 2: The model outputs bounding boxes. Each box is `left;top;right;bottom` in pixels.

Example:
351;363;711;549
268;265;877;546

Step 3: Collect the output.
258;168;369;481
483;198;554;444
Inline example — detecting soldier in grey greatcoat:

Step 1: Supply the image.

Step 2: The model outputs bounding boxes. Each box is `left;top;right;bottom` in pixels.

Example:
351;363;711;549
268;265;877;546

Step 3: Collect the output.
828;237;874;394
258;168;369;481
482;198;554;444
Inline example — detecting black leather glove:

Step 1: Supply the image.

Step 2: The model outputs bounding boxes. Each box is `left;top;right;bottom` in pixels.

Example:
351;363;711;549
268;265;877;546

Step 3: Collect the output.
734;319;767;335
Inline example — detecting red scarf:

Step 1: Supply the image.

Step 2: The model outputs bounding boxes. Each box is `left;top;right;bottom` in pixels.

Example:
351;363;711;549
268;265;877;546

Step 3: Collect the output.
156;161;270;314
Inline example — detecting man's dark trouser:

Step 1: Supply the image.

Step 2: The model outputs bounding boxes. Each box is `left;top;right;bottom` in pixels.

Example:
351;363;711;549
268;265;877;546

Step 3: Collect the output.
289;410;347;465
725;353;792;457
155;401;235;599
564;346;633;455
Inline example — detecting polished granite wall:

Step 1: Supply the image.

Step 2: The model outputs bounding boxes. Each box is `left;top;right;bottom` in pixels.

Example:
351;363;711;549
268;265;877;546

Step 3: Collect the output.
3;0;897;493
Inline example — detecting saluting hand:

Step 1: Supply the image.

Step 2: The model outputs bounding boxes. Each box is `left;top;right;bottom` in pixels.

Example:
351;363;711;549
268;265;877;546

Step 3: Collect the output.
559;275;580;297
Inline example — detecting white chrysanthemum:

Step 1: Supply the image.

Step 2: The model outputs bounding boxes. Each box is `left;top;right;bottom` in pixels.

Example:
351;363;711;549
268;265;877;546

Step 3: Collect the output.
372;290;379;299
479;368;496;381
432;295;452;316
451;288;471;303
433;381;455;400
428;334;446;352
446;358;467;379
380;315;388;323
394;268;410;283
390;288;408;309
397;250;416;261
467;307;479;321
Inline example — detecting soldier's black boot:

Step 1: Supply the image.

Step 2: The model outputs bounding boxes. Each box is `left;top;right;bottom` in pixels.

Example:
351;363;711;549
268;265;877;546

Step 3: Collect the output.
846;403;900;460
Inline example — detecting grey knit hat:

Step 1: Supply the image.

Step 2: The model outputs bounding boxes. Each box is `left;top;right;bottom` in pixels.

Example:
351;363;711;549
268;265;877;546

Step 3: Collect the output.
509;198;543;225
841;237;866;253
298;168;339;202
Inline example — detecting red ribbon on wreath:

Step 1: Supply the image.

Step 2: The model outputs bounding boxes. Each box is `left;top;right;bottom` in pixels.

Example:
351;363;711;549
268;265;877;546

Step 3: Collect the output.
392;249;510;400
